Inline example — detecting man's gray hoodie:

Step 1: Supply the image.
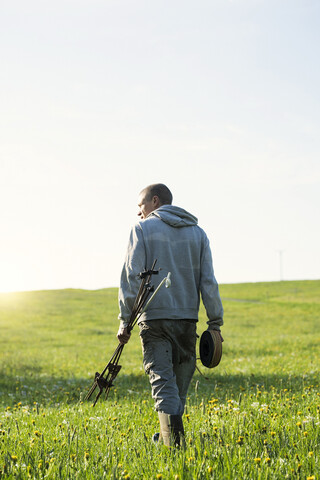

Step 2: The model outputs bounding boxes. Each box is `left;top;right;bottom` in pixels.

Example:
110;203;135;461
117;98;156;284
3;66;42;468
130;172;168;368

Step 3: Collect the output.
118;205;223;330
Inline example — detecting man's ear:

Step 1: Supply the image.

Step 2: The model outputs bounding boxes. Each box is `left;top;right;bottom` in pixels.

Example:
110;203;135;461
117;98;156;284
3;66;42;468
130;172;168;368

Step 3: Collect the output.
153;195;160;207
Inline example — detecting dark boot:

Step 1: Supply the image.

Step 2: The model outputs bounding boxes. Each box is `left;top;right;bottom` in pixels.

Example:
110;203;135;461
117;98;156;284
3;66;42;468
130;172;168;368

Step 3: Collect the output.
158;412;185;447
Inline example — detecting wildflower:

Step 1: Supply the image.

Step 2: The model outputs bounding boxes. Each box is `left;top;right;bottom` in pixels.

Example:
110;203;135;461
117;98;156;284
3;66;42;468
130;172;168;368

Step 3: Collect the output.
188;457;194;462
34;430;41;437
265;458;271;464
208;466;213;474
84;452;89;460
254;458;261;465
11;455;18;462
174;476;180;480
304;431;308;437
236;436;244;445
270;431;276;437
156;475;163;479
307;476;315;480
296;422;302;428
308;451;313;457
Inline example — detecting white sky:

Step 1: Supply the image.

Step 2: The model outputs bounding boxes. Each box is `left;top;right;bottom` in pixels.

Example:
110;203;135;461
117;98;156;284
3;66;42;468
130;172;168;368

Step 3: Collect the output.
0;0;319;293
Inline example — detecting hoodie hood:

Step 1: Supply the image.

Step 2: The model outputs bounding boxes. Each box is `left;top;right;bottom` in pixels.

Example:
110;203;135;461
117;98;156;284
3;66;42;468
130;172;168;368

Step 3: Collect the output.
150;205;198;228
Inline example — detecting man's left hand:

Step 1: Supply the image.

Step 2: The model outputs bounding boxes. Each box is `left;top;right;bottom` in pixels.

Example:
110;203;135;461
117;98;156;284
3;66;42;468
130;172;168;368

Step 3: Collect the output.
117;327;131;345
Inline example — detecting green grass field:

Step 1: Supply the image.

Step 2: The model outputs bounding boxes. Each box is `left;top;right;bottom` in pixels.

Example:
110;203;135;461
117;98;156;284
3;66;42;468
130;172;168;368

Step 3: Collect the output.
0;280;319;479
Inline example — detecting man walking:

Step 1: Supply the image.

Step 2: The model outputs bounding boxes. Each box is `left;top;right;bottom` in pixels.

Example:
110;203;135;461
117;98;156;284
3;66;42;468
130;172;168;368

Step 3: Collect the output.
117;183;224;446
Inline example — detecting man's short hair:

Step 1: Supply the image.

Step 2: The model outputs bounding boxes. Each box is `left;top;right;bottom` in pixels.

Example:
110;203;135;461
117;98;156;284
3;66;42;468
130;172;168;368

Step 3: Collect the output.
142;183;173;205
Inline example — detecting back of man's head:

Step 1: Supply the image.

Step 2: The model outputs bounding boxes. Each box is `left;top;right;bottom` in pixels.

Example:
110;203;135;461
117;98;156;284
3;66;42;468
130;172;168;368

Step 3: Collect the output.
141;183;173;206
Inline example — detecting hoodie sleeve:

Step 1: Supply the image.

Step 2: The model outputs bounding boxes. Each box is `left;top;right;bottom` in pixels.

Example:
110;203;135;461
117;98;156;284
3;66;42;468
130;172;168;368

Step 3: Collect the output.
200;234;224;330
118;224;146;328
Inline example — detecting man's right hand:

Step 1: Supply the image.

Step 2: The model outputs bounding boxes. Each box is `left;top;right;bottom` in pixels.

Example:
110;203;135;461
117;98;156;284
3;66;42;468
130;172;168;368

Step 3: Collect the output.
117;327;131;345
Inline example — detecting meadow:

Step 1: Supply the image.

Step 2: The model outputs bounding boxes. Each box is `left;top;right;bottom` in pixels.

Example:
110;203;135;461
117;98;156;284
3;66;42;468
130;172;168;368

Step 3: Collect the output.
0;279;319;479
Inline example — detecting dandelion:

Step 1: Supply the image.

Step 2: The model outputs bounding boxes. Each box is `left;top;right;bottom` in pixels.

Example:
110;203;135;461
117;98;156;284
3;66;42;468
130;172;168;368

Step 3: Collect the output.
156;475;163;479
11;455;18;462
308;451;313;457
304;431;308;437
265;458;271;464
236;436;244;445
84;452;89;460
208;466;213;474
296;421;302;428
307;476;315;480
254;458;261;465
270;431;276;437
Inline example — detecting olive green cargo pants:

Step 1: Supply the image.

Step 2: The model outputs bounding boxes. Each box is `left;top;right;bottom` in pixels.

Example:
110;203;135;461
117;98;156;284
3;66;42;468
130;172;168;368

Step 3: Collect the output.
139;319;197;416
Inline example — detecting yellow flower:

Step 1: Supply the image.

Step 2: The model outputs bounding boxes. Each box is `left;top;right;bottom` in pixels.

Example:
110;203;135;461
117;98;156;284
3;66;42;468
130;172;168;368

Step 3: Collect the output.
11;455;18;462
307;476;315;480
208;466;213;474
265;458;271;464
296;422;302;428
304;431;308;437
308;451;313;457
254;458;261;465
156;475;163;479
84;452;89;460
